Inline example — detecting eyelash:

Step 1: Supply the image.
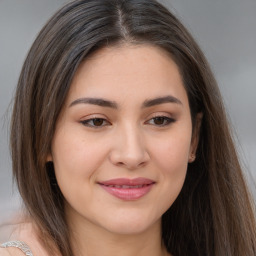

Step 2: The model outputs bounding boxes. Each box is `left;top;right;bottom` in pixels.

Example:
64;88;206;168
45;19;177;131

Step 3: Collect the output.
79;116;176;128
80;118;110;128
146;116;176;126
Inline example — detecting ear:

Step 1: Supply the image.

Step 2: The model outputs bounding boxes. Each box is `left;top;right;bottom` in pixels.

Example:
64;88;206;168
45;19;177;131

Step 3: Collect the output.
188;112;203;163
46;153;53;162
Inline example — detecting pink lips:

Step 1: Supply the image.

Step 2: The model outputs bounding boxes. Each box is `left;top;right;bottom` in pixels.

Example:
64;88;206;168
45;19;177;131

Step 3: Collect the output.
98;178;155;200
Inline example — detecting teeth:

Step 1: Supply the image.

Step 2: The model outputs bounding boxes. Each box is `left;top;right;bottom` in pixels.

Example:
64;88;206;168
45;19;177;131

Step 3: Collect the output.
106;184;146;188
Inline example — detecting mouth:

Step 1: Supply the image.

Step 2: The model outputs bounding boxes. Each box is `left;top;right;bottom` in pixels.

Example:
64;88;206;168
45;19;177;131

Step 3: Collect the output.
98;178;155;201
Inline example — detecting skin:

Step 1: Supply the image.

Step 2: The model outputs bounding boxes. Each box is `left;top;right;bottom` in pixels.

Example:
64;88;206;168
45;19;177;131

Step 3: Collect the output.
47;44;200;256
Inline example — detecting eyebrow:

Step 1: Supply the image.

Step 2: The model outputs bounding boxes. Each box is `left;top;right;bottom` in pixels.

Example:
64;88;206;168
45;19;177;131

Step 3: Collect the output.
69;97;118;108
142;95;182;108
69;95;182;109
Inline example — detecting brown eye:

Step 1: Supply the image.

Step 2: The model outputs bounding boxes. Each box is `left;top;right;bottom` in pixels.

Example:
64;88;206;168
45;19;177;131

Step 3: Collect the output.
92;118;104;126
80;118;110;128
147;116;175;126
153;117;166;125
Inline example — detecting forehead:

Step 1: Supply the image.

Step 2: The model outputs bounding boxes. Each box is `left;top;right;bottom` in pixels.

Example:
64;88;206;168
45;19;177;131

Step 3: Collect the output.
66;44;189;108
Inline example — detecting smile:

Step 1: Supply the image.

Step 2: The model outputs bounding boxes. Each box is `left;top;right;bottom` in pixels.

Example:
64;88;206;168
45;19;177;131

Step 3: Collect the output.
98;178;155;200
104;184;147;188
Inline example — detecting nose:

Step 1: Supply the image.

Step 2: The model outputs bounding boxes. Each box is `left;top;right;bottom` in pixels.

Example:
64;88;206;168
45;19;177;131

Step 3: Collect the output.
109;124;150;170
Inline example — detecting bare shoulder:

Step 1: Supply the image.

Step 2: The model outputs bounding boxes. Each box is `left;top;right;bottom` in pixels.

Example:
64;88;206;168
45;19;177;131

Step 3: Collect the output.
9;220;55;256
1;215;57;256
0;248;10;256
0;247;24;256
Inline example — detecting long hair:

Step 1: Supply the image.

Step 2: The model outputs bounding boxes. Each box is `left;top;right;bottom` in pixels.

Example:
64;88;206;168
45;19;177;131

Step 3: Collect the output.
11;0;256;255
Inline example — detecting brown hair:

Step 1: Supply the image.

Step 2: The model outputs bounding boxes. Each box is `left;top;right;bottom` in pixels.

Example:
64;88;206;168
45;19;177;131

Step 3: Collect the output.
11;0;256;255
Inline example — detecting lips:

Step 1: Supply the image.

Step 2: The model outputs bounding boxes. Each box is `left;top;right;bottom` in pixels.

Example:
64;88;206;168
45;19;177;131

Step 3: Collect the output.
98;178;155;200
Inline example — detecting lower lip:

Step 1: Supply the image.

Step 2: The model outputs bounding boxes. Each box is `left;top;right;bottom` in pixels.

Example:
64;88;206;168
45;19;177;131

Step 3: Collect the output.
99;184;154;200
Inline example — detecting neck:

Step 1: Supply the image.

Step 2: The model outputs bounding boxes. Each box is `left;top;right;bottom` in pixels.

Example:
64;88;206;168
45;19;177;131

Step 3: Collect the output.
68;215;170;256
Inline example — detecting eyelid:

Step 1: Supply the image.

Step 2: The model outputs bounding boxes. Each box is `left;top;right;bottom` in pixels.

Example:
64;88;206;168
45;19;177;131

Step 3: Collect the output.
79;115;111;128
145;113;176;126
78;112;176;128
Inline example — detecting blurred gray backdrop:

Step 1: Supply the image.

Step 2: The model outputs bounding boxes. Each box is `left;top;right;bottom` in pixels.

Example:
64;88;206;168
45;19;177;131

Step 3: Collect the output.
0;0;255;226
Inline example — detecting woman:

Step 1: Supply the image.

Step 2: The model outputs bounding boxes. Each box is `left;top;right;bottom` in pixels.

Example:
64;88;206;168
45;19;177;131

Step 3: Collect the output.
1;0;255;255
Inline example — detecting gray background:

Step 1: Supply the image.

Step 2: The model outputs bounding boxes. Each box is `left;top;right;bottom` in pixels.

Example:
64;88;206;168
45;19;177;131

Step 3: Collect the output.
0;0;255;234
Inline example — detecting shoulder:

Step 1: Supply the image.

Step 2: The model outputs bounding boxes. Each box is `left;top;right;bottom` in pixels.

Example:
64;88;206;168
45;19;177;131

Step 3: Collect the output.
1;215;57;256
0;248;10;256
1;218;50;256
9;222;50;256
0;247;24;256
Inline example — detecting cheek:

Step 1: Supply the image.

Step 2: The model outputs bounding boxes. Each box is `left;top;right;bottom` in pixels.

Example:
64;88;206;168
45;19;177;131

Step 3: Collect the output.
51;130;109;187
149;131;191;206
152;131;191;173
50;132;111;212
158;140;189;191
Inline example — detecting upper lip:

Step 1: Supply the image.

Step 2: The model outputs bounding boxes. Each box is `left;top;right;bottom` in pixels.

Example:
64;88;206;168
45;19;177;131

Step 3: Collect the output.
98;177;155;186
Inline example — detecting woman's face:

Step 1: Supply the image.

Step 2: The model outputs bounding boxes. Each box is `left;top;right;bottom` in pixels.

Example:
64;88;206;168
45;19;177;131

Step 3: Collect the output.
48;44;198;235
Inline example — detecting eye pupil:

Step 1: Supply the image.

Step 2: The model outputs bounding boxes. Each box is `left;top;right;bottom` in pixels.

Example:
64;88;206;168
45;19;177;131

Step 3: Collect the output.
154;117;165;125
93;118;104;126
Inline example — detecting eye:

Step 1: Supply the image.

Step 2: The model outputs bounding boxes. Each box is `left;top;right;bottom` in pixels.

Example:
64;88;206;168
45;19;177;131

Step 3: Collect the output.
80;118;110;128
146;116;175;126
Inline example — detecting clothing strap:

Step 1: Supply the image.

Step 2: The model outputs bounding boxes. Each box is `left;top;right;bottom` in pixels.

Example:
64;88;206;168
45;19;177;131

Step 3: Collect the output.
1;241;33;256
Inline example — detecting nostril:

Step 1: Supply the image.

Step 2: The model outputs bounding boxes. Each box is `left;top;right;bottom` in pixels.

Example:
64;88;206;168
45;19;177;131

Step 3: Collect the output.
116;161;125;166
108;140;150;169
138;161;147;168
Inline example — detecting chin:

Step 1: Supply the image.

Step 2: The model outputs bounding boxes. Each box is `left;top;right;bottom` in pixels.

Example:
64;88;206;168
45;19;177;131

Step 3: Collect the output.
106;224;152;235
101;214;160;235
